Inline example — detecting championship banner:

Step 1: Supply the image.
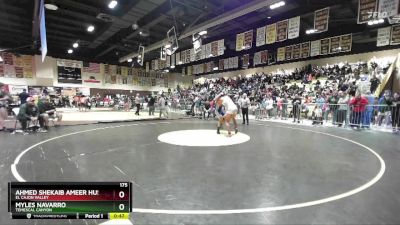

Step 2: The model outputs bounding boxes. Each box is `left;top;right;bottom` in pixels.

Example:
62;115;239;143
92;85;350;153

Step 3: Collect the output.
377;26;392;46
200;45;206;60
288;16;300;39
314;7;329;32
236;33;245;51
224;58;229;69
171;53;175;67
277;47;286;62
4;64;16;78
285;45;293;60
145;62;150;72
121;66;128;76
218;39;225;56
266;23;277;44
311;40;321;57
206;43;212;58
254;52;261;66
211;41;218;57
229;57;234;69
244;30;254;50
320;38;330;55
190;49;195;62
57;59;82;84
391;24;400;45
358;0;378;24
219;59;224;70
292;44;301;59
185;49;191;63
301;42;311;58
166;55;171;67
330;36;341;54
175;52;181;64
154;59;159;70
340;34;352;52
242;54;250;68
187;66;193;76
256;27;266;46
180;51;186;64
276;20;289;42
261;50;268;64
378;0;400;19
233;57;239;68
268;51;276;64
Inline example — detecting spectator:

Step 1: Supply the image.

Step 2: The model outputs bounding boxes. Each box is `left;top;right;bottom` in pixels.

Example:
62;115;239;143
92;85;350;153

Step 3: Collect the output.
349;92;368;128
363;91;375;128
18;89;30;104
135;93;141;115
377;90;393;126
148;94;156;116
0;83;11;131
17;97;39;133
37;96;63;132
326;91;339;124
391;92;400;133
336;91;349;127
369;75;380;94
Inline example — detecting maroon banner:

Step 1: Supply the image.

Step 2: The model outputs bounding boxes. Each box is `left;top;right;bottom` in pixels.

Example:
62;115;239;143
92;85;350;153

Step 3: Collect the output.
276;20;288;42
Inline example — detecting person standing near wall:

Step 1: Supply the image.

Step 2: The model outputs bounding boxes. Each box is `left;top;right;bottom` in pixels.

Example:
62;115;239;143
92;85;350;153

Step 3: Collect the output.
148;94;155;116
158;94;168;119
0;83;11;131
135;93;141;116
18;89;30;105
239;93;250;125
391;92;400;133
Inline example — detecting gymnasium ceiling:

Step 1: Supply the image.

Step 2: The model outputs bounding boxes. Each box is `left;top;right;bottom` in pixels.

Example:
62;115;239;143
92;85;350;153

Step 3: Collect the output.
0;0;390;66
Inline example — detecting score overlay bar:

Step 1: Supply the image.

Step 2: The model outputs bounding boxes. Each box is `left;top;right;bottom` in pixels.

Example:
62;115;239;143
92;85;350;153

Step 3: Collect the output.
8;182;132;219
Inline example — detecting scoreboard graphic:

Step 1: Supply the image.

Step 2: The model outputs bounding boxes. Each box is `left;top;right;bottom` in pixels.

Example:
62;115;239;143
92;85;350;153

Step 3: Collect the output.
8;182;132;219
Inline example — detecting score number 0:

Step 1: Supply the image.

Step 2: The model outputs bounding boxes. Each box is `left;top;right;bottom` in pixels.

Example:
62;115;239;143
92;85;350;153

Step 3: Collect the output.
118;183;128;211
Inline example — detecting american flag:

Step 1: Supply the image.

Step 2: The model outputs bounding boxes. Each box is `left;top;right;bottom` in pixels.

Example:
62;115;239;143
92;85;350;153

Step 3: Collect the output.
83;62;100;73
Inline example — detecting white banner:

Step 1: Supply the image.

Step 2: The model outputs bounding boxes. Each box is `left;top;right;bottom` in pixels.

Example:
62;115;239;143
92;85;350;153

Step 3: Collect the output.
233;57;239;69
256;26;266;46
201;45;206;59
224;58;229;69
310;40;321;57
377;26;391;46
205;43;212;58
166;55;171;67
288;16;300;39
378;0;400;18
176;52;181;64
190;49;195;62
218;39;225;56
254;52;261;65
171;53;175;66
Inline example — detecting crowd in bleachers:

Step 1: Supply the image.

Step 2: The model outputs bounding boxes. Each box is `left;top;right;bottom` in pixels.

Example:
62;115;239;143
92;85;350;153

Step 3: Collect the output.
169;62;400;133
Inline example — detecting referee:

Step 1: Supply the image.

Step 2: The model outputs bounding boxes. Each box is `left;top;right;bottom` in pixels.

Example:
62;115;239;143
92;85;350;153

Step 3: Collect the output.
239;93;251;125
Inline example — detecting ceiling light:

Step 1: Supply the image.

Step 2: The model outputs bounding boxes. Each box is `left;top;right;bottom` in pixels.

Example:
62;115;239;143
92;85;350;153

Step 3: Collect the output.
306;29;317;34
170;65;175;69
67;49;73;54
108;0;118;9
368;19;385;26
127;58;132;62
87;25;95;32
73;42;79;48
165;43;171;48
138;55;142;59
139;31;143;35
198;30;207;36
0;56;3;62
164;69;169;73
270;1;285;10
44;3;58;11
213;67;219;71
267;16;272;19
